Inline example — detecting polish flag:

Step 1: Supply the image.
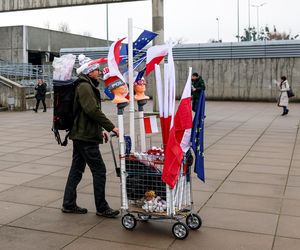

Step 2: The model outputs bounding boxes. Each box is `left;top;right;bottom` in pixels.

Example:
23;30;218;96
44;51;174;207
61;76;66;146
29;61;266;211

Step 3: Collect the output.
108;37;126;82
162;67;193;188
145;44;169;76
144;116;159;134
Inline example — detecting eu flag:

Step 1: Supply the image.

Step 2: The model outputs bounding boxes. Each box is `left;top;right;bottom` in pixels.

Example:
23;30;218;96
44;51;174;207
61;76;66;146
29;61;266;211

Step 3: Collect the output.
120;30;158;57
191;91;206;182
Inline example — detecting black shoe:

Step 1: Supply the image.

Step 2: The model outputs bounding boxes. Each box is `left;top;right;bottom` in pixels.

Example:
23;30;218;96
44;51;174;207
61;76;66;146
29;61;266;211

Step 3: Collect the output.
61;206;88;214
43;110;47;112
96;207;120;218
33;108;37;113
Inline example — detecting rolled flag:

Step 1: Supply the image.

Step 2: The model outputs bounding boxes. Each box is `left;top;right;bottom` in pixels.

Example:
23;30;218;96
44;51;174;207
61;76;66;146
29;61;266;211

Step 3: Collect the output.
108;37;126;82
144;116;159;134
145;44;169;76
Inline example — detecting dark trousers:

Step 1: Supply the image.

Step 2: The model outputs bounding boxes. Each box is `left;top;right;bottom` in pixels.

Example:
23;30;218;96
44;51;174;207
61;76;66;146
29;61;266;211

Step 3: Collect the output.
283;106;289;113
192;98;198;112
63;140;108;212
35;98;46;111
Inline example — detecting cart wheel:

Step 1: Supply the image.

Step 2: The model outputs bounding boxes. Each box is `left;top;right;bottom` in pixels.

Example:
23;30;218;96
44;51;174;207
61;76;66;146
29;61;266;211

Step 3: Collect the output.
186;213;202;230
138;213;151;222
122;214;137;230
172;222;189;240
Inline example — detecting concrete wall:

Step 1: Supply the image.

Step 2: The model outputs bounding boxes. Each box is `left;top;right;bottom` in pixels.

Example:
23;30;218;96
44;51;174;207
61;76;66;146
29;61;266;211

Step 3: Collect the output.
27;26;108;53
145;57;300;102
0;26;24;63
0;76;26;110
0;26;110;63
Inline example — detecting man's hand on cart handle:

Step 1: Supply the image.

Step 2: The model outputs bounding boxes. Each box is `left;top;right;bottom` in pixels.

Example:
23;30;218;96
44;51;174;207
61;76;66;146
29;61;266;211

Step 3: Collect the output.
112;128;119;137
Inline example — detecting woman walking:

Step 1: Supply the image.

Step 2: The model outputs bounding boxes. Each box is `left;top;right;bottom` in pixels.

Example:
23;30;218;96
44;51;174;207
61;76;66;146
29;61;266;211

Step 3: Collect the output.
277;76;290;116
33;78;47;112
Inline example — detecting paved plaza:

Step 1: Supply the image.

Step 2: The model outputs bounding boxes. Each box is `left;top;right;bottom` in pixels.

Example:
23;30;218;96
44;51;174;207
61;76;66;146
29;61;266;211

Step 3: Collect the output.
0;101;300;250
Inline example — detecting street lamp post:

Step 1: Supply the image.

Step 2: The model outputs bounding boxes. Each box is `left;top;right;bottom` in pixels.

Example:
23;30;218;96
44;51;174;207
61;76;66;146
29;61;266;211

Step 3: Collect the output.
216;18;220;42
248;0;251;29
106;4;109;47
251;2;267;38
237;0;240;42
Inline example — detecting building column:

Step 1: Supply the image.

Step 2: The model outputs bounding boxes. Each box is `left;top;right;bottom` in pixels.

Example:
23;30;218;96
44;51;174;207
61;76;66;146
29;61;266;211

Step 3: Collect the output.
152;0;164;111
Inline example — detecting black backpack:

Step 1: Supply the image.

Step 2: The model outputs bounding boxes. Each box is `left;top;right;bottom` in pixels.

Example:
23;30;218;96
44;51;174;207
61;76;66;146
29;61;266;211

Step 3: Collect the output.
52;79;77;146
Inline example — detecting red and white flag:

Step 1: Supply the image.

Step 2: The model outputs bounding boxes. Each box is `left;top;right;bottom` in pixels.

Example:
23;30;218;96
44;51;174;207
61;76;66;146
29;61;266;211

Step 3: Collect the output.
145;44;169;76
108;37;126;82
144;116;159;134
162;67;193;188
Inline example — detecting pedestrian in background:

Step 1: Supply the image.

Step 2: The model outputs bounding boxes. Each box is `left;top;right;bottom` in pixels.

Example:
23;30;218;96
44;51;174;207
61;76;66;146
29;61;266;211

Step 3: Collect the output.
33;78;47;112
191;72;206;112
277;76;290;116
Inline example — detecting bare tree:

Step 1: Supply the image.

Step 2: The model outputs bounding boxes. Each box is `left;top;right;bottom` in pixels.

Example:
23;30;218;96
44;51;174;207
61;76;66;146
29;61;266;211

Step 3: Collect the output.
174;37;188;45
58;22;71;33
83;31;92;37
44;21;50;29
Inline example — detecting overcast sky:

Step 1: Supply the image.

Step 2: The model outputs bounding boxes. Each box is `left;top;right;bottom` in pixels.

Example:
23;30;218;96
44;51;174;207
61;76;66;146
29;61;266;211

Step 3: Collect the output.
0;0;299;43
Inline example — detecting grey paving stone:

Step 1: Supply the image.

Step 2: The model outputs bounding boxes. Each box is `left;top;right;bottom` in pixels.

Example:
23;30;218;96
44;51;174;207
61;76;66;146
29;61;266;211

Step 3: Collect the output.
273;237;300;250
0;186;63;206
84;218;174;249
228;171;287;186
0;171;42;185
287;175;300;187
0;160;20;170
0;226;75;250
206;193;282;214
236;164;289;175
10;207;103;236
199;207;278;235
63;237;156;250
170;227;273;250
0;201;38;224
23;175;91;191
218;181;285;198
6;163;65;175
0;184;14;193
284;186;300;200
277;215;300;239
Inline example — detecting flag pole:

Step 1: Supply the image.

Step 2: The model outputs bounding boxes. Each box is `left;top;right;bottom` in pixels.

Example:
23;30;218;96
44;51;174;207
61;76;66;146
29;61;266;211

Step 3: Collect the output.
128;18;135;152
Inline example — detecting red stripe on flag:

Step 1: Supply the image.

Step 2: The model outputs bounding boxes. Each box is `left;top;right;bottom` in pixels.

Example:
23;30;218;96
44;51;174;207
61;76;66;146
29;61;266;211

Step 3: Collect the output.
144;117;152;134
146;56;165;76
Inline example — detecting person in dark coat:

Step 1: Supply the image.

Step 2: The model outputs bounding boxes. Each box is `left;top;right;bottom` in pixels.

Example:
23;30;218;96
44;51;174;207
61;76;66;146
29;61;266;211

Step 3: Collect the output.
191;72;206;112
62;54;120;218
33;79;47;112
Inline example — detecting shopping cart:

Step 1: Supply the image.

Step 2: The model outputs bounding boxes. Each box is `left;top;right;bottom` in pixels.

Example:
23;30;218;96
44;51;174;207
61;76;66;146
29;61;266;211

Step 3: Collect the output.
110;134;202;240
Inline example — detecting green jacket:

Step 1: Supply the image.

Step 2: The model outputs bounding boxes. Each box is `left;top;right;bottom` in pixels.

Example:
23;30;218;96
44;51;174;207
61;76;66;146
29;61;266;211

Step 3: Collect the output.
192;77;206;99
69;75;115;144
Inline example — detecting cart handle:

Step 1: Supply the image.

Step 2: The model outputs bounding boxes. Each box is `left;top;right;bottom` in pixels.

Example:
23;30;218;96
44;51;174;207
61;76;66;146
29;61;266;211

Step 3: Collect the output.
110;133;120;177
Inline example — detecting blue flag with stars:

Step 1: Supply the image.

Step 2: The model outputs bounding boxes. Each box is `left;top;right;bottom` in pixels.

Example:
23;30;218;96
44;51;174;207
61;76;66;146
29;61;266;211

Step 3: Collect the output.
120;30;157;57
191;91;206;182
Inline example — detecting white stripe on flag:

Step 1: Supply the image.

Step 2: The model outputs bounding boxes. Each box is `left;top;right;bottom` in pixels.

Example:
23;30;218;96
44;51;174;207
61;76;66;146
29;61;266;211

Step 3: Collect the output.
149;116;158;133
144;116;158;134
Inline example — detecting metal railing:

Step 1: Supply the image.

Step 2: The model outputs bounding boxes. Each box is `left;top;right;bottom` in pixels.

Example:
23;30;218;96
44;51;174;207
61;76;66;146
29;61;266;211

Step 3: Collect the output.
0;63;53;96
60;40;300;60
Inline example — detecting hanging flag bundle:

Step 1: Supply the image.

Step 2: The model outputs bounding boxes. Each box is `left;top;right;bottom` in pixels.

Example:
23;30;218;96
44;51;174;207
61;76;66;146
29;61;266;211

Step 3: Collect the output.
162;68;193;189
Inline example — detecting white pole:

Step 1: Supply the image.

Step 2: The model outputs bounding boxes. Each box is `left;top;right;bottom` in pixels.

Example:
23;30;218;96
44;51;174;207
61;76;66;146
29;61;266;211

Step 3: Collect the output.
128;18;135;152
118;111;128;210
